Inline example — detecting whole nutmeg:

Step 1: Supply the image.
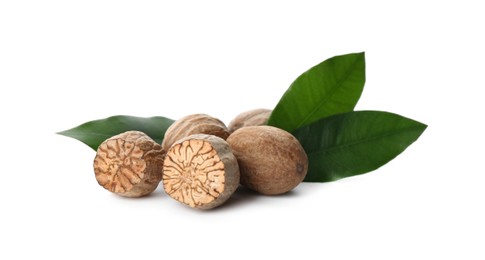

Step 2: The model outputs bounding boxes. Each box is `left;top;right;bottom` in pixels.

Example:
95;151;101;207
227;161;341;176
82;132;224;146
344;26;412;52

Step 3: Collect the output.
163;134;240;209
93;131;165;197
162;114;230;151
228;108;272;133
227;126;308;195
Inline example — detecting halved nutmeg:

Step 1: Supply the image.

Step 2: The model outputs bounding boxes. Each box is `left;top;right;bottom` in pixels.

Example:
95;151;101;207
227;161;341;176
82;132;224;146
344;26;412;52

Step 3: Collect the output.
162;134;240;209
93;131;165;197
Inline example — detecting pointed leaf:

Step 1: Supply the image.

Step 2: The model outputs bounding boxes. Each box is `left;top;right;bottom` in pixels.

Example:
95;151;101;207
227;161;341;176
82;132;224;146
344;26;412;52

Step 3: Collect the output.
293;111;427;182
58;115;174;150
268;52;365;132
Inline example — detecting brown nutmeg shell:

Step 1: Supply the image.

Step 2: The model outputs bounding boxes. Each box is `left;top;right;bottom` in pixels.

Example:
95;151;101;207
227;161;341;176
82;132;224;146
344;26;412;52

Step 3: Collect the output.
227;126;308;195
228;108;272;133
162;114;230;152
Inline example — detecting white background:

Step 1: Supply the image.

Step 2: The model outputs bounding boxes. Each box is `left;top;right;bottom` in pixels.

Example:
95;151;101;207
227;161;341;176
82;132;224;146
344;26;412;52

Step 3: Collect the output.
1;1;484;259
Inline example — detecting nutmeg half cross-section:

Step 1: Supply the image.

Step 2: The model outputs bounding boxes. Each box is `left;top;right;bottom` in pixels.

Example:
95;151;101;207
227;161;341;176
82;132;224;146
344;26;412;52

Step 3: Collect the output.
93;131;165;197
162;134;240;209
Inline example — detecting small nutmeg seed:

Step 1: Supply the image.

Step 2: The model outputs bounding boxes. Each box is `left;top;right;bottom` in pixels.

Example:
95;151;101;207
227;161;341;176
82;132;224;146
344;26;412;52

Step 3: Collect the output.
227;126;308;195
93;131;165;197
163;134;240;209
161;114;230;151
228;108;272;133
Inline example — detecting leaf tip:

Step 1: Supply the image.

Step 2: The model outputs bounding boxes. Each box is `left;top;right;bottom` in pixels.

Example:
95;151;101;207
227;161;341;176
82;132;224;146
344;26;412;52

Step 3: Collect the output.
56;129;70;137
419;122;428;135
415;120;428;132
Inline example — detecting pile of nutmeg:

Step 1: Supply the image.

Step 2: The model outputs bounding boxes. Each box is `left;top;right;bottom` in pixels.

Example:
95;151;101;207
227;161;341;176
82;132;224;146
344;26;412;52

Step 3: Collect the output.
93;109;308;209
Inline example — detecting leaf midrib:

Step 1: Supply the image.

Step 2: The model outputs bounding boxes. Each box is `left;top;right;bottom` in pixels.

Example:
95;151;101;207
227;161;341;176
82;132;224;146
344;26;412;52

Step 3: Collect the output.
305;125;424;156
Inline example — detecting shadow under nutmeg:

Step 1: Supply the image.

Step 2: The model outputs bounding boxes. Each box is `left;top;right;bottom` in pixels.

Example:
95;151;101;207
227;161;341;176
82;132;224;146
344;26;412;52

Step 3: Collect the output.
110;185;167;201
207;184;309;211
208;186;261;211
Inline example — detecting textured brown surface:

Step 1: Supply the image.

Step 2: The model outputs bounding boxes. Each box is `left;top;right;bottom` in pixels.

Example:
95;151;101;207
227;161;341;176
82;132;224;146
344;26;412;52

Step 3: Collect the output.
162;114;230;151
163;134;239;209
228;108;272;133
93;131;165;197
227;126;308;195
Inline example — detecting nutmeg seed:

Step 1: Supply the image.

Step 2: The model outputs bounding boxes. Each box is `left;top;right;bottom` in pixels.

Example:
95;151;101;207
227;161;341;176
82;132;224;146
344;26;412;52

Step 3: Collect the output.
162;114;230;152
163;134;240;209
227;126;308;195
93;131;165;197
228;108;272;133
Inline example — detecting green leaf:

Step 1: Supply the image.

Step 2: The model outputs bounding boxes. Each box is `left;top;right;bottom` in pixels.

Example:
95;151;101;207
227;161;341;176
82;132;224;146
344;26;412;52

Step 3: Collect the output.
57;115;175;150
268;52;366;133
293;111;427;182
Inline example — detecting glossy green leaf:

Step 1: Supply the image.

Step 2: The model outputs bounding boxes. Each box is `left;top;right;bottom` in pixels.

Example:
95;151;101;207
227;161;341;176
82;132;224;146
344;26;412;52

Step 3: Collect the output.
268;52;365;133
293;111;427;182
57;115;174;150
